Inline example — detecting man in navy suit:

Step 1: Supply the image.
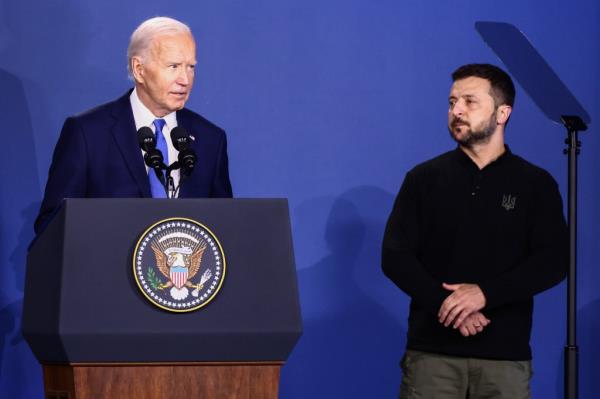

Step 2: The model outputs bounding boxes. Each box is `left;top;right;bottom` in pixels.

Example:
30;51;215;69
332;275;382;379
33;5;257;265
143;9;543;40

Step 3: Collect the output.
35;17;232;234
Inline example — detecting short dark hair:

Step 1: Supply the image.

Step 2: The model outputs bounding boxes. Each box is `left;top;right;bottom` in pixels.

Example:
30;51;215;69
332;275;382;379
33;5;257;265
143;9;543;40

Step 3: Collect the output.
452;64;515;108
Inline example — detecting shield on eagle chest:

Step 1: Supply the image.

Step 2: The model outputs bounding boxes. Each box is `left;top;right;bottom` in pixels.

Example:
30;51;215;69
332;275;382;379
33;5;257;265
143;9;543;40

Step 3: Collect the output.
170;266;188;289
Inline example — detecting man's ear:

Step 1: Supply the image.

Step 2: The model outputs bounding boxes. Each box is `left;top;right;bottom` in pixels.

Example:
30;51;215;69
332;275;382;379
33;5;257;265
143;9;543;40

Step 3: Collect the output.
497;105;512;125
131;56;145;84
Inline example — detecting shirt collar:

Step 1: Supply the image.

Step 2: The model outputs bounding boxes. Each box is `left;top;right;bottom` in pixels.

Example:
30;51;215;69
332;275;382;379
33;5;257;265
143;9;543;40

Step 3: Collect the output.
130;88;177;131
454;145;513;171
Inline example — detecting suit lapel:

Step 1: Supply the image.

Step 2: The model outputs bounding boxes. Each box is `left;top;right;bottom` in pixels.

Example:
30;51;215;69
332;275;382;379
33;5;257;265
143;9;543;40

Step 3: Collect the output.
110;91;151;197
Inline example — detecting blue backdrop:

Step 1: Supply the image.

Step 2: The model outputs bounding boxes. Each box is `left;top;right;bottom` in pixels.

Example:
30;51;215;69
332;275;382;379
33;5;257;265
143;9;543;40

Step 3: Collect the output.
1;1;598;397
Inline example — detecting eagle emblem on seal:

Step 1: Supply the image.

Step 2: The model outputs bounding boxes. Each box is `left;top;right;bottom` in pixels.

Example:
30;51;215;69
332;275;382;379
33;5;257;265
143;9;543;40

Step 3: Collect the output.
151;238;211;300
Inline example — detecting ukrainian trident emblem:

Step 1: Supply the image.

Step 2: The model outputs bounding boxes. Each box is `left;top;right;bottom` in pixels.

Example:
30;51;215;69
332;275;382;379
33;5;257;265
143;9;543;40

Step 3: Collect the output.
133;218;226;312
501;194;516;211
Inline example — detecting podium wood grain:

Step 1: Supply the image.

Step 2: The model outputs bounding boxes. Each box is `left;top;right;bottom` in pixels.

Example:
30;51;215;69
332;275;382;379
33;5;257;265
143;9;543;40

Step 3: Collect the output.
43;363;281;399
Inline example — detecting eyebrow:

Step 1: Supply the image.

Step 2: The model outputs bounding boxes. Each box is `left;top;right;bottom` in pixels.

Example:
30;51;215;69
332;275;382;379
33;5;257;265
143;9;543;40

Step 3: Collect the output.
449;94;479;100
164;61;197;66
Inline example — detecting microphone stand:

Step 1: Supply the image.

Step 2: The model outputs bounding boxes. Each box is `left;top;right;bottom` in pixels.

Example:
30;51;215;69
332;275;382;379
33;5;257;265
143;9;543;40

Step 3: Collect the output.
166;162;181;199
561;115;587;399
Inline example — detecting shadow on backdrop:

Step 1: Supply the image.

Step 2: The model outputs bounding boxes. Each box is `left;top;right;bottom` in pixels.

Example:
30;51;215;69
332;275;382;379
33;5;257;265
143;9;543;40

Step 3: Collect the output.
281;187;404;398
0;0;126;183
548;298;600;398
578;299;600;397
0;68;43;397
1;203;40;354
0;207;42;397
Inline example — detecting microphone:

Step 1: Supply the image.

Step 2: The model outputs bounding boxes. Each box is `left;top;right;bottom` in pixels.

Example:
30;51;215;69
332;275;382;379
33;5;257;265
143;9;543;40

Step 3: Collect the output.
137;126;155;152
137;127;167;190
137;127;166;170
170;127;197;176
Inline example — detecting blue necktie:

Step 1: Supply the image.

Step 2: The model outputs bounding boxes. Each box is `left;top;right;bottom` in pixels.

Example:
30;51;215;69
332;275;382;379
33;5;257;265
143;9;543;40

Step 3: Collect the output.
149;119;168;198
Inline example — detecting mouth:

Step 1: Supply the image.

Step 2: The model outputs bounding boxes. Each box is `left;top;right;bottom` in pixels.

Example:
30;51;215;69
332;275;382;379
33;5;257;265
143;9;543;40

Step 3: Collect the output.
450;121;470;136
451;120;468;128
451;122;469;132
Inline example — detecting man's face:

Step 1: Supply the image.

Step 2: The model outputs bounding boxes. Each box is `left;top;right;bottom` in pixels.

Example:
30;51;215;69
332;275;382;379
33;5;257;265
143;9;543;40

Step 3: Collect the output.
447;77;498;147
133;33;196;117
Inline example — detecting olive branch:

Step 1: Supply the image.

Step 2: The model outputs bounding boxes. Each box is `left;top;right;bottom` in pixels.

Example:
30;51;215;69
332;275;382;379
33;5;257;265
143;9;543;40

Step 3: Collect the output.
147;268;163;290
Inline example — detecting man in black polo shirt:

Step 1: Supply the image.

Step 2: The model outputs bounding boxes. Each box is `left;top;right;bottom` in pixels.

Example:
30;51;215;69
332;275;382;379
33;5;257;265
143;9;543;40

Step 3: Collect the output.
382;64;567;398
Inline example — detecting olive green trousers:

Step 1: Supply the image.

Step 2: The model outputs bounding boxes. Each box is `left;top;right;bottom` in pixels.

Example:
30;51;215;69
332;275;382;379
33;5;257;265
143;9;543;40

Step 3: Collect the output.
399;350;532;399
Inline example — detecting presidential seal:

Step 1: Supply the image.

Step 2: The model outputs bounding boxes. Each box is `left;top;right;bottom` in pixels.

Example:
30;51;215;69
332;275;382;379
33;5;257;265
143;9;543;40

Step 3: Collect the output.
133;218;226;312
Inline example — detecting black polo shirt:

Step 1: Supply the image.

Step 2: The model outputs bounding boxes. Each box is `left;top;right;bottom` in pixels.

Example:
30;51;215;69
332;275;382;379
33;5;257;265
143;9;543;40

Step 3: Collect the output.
382;146;568;360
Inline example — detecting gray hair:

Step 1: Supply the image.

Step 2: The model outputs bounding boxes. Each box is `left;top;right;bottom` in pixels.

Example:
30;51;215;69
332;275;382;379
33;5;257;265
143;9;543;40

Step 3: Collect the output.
127;17;192;78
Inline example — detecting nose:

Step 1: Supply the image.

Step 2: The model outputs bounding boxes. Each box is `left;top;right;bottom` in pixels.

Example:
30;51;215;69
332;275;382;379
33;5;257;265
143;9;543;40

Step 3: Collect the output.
176;68;192;86
450;99;465;118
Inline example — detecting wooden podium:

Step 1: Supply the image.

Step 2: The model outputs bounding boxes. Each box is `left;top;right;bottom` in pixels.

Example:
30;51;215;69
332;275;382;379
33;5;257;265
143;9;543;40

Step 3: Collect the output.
43;363;281;399
24;199;302;399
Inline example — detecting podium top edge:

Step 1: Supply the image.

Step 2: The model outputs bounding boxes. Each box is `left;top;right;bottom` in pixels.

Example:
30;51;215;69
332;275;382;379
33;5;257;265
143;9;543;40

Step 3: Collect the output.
62;198;290;202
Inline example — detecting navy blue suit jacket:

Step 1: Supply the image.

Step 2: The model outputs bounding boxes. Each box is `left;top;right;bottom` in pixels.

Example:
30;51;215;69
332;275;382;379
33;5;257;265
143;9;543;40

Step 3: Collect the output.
35;91;233;234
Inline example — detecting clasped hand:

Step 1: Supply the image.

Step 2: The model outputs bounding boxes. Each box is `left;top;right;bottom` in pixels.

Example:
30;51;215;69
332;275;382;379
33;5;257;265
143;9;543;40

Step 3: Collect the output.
438;283;489;337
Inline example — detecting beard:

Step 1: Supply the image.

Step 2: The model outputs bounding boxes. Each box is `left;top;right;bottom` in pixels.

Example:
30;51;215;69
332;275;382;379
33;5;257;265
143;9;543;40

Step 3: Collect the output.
448;112;497;148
